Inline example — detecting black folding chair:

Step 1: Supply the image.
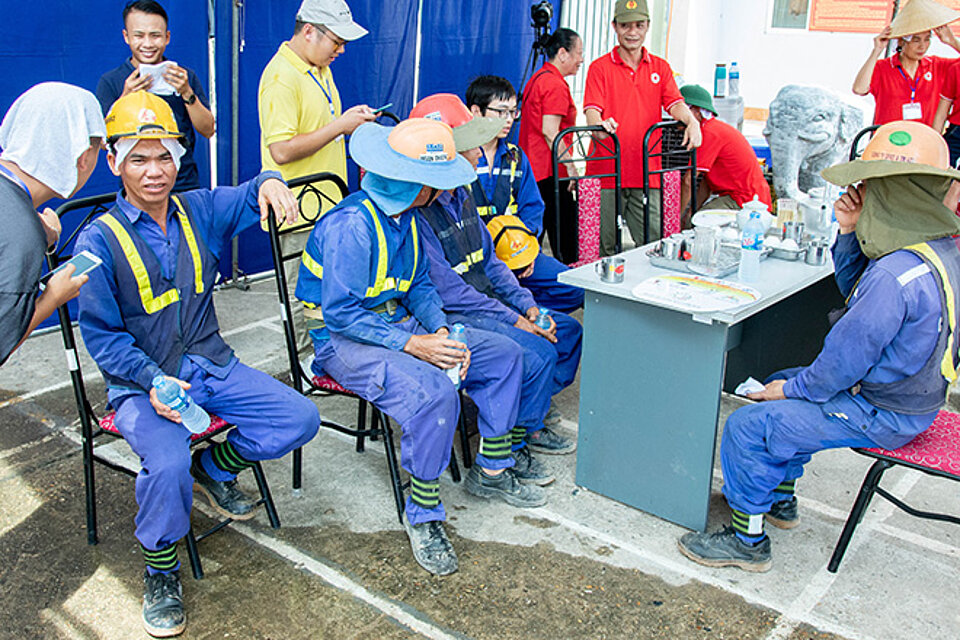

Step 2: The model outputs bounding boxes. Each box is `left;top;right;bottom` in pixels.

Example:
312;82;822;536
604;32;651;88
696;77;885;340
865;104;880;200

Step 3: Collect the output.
50;193;280;580
849;125;881;161
642;120;698;245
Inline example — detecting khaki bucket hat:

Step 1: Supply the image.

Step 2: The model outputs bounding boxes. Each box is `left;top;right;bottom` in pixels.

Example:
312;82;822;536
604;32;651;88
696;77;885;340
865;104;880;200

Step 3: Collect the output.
888;0;960;38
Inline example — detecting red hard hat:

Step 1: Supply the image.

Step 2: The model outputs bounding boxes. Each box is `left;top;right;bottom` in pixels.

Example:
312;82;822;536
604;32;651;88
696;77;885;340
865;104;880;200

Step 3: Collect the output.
409;93;472;128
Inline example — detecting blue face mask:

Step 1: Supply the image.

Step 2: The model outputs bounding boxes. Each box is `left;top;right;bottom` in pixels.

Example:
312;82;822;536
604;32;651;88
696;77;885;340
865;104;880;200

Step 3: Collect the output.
361;171;423;215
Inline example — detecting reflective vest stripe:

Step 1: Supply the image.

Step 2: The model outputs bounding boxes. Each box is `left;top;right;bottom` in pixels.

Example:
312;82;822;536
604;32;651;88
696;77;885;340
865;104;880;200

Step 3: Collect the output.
99;214;181;314
398;215;419;292
302;250;323;278
171;196;204;295
451;248;484;274
907;242;959;383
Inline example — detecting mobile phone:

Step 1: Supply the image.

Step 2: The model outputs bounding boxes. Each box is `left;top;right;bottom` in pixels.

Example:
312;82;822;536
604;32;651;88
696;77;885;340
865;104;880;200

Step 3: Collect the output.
372;102;393;114
39;250;102;290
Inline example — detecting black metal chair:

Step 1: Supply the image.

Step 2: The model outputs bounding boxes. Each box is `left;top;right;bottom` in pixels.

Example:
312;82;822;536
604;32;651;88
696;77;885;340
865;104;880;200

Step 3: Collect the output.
50;193;280;580
642;120;698;245
849;124;881;161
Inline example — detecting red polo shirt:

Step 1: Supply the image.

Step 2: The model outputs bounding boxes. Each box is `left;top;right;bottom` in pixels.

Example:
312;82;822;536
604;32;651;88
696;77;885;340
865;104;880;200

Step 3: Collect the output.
519;62;578;182
583;46;684;189
869;54;954;126
938;60;960;126
696;117;771;208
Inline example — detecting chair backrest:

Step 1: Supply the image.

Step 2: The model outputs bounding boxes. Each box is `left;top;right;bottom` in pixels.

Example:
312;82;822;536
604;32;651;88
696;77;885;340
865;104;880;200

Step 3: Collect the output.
266;172;350;395
351;110;400;186
573;177;602;267
643;120;698;245
849;124;881;161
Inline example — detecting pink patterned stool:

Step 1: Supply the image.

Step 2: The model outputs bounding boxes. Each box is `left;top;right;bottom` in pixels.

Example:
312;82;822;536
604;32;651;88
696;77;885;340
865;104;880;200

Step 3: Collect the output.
573;177;602;268
828;409;960;572
100;411;231;442
311;374;354;395
661;171;682;238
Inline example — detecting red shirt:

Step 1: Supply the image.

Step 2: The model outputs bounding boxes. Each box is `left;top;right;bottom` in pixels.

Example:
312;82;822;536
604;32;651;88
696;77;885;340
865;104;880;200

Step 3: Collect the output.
583;47;684;189
938;60;960;126
869;54;954;126
696;117;771;208
519;62;577;181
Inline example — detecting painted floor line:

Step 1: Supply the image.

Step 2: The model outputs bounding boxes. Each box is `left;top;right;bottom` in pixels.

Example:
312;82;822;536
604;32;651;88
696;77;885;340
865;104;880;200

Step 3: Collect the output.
0;433;60;461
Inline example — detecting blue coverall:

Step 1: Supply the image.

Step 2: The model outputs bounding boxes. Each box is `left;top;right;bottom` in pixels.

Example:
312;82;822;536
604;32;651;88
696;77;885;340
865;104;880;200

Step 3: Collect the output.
418;188;583;441
721;231;944;516
475;139;584;312
76;174;320;553
296;192;525;525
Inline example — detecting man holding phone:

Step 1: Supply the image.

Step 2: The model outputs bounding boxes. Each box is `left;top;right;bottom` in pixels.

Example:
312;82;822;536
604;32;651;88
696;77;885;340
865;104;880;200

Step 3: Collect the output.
257;0;376;353
96;1;215;192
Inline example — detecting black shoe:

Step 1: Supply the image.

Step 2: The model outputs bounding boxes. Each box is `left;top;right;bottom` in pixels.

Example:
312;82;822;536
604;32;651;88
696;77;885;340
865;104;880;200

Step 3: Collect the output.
465;466;547;507
403;514;458;576
766;497;799;529
677;526;772;572
524;426;576;455
190;450;259;520
142;570;185;637
512;446;555;486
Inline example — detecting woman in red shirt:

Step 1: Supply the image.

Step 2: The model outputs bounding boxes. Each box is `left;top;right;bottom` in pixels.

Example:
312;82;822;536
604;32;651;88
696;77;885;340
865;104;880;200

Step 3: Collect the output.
519;28;583;265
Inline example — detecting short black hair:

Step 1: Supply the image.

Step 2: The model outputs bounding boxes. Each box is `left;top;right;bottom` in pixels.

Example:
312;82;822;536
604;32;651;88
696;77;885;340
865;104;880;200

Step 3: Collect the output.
466;75;517;112
123;1;168;27
544;27;580;60
294;19;308;35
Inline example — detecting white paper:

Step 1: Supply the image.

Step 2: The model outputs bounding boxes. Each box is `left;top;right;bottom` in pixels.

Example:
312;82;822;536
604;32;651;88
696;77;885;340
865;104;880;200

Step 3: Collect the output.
734;376;766;397
139;61;177;96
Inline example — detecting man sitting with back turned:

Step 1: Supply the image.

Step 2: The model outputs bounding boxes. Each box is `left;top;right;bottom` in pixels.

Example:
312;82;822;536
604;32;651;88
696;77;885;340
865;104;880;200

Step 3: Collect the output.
678;121;960;572
76;92;320;637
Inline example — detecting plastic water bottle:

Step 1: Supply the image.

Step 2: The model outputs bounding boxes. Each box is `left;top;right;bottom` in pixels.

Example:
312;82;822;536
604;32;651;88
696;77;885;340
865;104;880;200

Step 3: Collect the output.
713;63;727;98
535;307;552;330
152;375;210;434
728;62;740;97
446;323;467;389
738;211;764;283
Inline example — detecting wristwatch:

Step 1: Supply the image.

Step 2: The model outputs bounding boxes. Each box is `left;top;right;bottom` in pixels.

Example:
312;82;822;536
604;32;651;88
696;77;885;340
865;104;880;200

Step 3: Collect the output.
183;93;197;105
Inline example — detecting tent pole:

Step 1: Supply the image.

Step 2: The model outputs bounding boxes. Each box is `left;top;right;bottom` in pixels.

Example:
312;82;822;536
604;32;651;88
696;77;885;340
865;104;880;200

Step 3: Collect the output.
227;0;248;290
207;0;218;190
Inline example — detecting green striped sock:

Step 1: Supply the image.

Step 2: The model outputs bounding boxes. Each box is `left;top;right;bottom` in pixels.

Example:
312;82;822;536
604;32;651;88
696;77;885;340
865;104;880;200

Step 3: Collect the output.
210;440;254;475
774;480;796;496
142;542;178;573
731;508;765;544
479;434;513;460
410;477;440;510
510;425;526;447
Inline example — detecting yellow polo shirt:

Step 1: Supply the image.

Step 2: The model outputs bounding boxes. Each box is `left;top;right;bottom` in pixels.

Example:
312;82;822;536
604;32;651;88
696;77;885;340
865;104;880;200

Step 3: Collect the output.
258;42;347;227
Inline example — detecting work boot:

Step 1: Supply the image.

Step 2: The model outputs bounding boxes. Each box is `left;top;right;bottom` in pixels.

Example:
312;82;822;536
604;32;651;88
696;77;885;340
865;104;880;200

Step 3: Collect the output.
512;446;555;486
677;526;772;572
544;403;562;426
465;466;547;507
525;426;576;455
142;570;185;638
766;496;799;529
403;514;458;576
190;450;259;520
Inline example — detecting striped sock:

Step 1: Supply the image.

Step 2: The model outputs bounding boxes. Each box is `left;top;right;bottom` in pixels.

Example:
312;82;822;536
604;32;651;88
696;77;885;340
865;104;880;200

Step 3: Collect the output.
731;508;766;545
773;480;796;502
142;542;179;574
410;477;440;511
479;433;512;461
510;425;526;451
209;440;254;476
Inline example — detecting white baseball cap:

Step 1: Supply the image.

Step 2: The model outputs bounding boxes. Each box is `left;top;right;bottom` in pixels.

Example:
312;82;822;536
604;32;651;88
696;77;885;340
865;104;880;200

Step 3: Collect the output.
297;0;368;41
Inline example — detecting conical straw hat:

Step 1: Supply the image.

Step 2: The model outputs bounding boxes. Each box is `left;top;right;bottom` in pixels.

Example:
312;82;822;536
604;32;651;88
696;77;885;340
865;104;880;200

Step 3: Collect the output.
889;0;960;38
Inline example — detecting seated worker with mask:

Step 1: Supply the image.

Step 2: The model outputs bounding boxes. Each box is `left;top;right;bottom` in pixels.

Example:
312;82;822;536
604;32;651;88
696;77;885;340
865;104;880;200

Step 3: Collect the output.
678;121;960;572
296;118;545;577
678;84;771;222
75;91;321;637
409;94;584;470
465;76;584;313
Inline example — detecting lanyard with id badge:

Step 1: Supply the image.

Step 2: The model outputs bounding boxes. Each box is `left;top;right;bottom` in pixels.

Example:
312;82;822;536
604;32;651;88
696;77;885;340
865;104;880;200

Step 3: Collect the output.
309;69;344;143
897;65;924;121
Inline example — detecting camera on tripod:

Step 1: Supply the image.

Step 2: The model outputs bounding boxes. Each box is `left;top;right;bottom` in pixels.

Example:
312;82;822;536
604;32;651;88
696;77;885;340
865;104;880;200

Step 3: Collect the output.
531;1;553;29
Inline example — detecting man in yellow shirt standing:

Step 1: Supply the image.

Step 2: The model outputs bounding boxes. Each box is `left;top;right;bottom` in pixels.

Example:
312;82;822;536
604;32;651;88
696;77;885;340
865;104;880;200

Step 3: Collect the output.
258;0;375;351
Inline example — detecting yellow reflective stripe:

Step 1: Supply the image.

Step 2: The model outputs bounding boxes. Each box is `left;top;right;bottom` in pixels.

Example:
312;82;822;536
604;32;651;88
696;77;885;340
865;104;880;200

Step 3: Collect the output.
398;215;419;292
476;204;495;217
170;196;204;295
467;248;483;265
99;214;179;314
907;242;958;383
361;199;390;298
301;249;324;278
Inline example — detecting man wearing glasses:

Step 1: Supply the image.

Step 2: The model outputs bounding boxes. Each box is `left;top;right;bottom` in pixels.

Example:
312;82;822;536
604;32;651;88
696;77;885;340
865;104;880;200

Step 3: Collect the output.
257;0;376;353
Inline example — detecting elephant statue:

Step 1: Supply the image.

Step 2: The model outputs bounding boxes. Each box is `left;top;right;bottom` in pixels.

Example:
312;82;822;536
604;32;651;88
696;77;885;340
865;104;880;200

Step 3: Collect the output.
763;85;863;201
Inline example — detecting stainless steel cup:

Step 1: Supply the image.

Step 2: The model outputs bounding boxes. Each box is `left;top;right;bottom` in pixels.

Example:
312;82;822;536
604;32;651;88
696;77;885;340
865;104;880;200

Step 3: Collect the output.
805;240;829;266
660;237;680;260
782;220;805;244
595;256;625;283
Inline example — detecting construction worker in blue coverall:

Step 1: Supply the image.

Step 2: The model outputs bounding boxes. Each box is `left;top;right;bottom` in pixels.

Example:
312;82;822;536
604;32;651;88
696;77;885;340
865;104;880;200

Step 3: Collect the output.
466;75;585;313
75;92;320;638
409;94;584;477
679;121;960;572
295;118;545;578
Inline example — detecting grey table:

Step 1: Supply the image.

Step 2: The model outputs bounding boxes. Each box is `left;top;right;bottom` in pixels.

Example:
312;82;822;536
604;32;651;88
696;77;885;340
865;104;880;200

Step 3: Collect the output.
559;244;843;531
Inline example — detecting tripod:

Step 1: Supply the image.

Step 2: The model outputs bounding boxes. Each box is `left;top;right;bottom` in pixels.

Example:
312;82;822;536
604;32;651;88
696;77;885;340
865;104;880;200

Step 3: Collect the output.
518;24;550;102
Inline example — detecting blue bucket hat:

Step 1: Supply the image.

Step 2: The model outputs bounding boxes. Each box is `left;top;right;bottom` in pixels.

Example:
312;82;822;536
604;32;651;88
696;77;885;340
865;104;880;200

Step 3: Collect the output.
348;119;477;190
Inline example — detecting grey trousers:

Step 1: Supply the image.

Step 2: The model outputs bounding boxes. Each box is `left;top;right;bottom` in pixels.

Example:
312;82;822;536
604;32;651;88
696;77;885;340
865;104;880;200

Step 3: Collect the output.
600;187;661;256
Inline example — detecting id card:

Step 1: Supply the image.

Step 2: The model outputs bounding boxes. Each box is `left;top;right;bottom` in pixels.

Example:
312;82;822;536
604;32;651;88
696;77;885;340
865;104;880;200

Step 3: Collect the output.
902;102;923;120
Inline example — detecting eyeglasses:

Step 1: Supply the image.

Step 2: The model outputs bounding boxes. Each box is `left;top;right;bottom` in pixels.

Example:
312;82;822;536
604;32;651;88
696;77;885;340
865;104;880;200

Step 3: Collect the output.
485;106;520;119
314;24;347;48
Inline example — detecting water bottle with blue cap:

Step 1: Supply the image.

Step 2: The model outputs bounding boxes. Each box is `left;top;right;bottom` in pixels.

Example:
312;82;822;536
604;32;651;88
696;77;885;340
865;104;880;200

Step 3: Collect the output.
535;307;552;330
153;375;211;434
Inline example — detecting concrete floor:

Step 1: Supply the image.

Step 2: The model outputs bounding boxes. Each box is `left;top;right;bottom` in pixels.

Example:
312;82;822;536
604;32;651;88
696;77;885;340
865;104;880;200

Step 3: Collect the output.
1;278;958;640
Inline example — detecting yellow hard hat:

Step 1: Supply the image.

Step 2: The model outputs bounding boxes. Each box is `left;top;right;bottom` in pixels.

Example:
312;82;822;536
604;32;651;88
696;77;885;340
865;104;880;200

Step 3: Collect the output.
487;214;539;270
105;91;181;143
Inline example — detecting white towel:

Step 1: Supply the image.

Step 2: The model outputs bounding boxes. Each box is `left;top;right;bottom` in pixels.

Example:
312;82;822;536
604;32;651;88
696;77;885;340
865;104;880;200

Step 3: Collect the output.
0;82;106;198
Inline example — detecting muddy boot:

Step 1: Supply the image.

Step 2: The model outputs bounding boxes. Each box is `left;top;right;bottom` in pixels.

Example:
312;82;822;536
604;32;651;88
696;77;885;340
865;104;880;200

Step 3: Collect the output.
190;450;259;520
511;446;555;486
403;514;458;576
766;496;799;530
465;466;547;507
142;570;186;637
677;526;772;572
524;426;576;455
